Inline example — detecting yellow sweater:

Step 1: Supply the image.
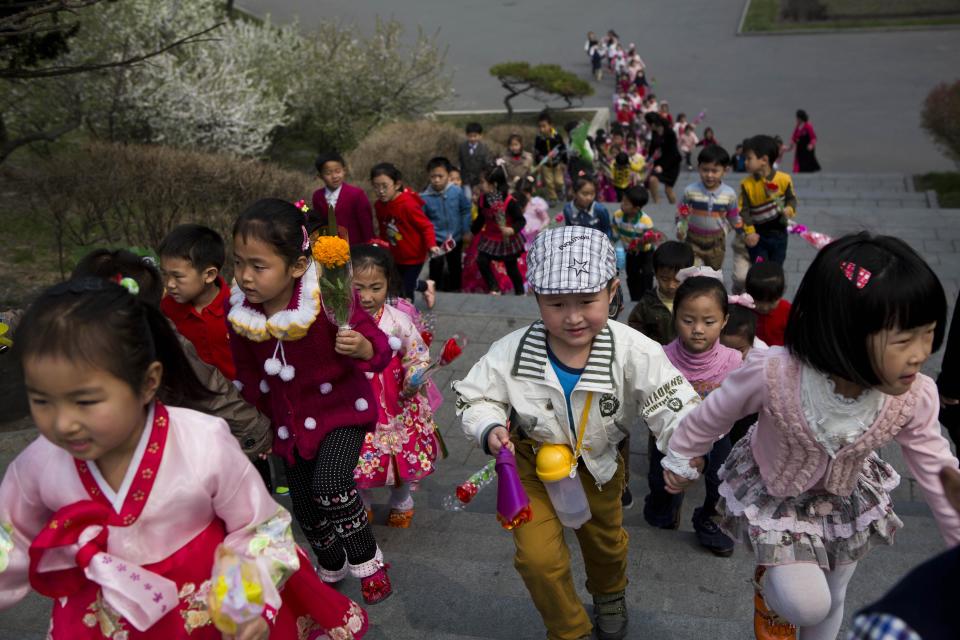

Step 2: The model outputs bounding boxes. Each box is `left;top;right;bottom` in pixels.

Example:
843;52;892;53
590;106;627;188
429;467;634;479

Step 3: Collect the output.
738;171;797;232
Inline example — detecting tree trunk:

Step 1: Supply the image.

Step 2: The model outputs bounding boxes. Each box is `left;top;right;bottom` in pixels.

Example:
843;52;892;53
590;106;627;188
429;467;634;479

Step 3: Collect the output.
500;81;530;120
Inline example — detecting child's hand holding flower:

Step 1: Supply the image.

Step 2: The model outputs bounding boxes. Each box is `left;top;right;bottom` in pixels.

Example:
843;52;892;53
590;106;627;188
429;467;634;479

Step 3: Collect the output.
335;329;373;360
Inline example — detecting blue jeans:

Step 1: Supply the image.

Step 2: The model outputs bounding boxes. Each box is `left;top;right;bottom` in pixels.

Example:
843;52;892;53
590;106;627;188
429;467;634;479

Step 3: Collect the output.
748;231;788;265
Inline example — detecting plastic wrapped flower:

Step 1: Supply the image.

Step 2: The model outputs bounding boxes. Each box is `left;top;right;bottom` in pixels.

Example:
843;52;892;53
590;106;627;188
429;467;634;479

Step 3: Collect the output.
312;235;354;329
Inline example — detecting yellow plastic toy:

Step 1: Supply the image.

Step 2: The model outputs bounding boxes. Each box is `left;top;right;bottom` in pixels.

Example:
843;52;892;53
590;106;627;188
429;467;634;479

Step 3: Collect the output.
535;443;576;482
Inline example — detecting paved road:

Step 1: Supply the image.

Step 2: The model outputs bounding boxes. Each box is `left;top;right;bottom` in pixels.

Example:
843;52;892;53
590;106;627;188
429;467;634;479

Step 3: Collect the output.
240;0;960;174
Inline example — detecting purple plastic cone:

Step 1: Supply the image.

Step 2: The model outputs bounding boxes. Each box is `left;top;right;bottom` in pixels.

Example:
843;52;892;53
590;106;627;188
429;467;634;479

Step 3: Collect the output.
496;448;530;523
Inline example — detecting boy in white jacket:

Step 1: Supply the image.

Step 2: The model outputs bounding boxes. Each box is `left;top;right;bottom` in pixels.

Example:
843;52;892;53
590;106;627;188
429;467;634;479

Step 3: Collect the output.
453;227;700;640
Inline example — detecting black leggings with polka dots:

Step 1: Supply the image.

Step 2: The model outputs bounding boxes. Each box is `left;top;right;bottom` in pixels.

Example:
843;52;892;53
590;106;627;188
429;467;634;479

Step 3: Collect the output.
284;426;377;571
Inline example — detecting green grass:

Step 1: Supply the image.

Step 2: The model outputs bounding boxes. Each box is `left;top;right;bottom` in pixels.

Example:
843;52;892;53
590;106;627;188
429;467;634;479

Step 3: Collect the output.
742;0;960;32
915;171;960;208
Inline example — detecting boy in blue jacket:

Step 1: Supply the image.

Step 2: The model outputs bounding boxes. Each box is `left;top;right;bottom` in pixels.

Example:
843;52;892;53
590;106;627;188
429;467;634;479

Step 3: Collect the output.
421;156;473;291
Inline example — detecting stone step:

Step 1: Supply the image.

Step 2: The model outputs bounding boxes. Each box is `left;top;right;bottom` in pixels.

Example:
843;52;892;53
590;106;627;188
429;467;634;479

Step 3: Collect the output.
797;191;931;208
717;172;914;194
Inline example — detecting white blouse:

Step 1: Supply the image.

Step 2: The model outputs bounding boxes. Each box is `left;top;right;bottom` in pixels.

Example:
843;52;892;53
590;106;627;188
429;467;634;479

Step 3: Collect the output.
800;364;884;456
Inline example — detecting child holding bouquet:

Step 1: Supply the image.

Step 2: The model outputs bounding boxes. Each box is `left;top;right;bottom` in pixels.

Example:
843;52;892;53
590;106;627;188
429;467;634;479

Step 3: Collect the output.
228;199;396;603
350;244;440;529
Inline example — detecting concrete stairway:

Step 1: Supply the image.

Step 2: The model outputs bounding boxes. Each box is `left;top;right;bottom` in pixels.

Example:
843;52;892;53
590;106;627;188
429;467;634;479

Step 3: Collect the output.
0;172;956;640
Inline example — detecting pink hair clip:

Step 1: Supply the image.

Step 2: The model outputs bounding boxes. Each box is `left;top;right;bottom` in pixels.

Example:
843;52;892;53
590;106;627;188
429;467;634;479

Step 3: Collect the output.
728;293;755;309
841;261;871;289
301;225;310;252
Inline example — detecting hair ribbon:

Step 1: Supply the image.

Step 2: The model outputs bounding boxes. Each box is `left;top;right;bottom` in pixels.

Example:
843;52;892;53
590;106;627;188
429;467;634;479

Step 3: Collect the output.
675;265;723;284
728;293;755;309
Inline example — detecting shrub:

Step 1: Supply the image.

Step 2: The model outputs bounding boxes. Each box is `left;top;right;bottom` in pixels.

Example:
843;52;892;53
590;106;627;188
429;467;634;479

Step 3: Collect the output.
347;120;462;193
490;61;594;117
921;80;960;166
485;124;540;156
23;141;313;276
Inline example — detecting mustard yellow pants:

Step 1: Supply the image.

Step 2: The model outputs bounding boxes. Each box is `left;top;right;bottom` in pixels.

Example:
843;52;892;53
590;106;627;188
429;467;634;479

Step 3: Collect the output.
512;438;629;640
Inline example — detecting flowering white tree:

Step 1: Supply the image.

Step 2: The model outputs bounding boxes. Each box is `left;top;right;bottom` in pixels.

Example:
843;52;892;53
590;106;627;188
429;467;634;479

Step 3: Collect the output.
1;1;452;161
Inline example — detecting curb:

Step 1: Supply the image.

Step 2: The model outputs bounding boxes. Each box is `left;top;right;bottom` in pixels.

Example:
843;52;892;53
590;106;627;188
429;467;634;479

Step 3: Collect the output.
430;105;610;137
736;0;960;36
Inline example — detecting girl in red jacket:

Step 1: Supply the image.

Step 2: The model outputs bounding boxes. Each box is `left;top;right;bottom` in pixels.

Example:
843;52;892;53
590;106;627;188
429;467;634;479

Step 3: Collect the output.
370;163;439;299
229;199;395;604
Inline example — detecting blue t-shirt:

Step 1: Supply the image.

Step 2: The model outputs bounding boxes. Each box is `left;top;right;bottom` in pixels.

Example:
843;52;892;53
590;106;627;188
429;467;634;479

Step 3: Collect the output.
547;340;584;436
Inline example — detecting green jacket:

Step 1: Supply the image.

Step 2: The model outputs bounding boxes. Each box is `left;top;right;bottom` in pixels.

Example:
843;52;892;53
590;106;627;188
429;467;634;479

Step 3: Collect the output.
627;290;675;346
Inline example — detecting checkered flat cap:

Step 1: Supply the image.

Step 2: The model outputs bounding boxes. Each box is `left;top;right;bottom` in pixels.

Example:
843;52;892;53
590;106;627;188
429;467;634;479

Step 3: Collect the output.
527;226;617;294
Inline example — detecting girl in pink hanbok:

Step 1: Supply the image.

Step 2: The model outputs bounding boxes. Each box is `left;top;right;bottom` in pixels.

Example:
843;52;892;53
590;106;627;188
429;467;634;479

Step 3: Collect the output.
350;244;440;529
0;278;367;639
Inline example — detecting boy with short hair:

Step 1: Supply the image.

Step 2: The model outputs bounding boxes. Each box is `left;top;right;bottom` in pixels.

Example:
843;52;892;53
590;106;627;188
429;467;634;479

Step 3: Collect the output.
677;145;743;270
457;122;491;201
612;185;656;301
454;227;699;640
626;240;694;345
745;261;791;346
311;151;374;246
738;134;798;268
421;156;472;291
534;110;567;205
158;224;235;380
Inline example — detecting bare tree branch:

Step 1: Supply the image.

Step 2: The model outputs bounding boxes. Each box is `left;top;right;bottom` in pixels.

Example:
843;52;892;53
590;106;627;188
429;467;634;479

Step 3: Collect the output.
0;22;223;79
0;0;102;31
0;115;79;163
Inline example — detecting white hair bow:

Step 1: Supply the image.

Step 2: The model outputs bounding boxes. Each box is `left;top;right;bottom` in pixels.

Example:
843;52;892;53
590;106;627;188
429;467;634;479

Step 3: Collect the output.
675;265;723;284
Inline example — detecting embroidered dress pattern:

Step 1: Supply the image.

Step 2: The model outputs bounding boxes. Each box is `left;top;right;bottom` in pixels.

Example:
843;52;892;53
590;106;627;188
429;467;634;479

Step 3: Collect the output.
354;305;439;489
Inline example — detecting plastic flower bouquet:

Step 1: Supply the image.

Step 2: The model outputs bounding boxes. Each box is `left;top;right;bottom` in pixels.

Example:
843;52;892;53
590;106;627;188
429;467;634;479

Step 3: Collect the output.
312;234;355;330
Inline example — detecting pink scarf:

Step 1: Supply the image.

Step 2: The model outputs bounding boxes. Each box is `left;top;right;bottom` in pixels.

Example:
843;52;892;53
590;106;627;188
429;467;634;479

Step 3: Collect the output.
663;338;742;396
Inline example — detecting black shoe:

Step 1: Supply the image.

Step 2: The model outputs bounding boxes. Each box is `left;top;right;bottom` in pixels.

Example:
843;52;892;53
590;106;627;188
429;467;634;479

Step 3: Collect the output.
642;493;680;530
621;486;634;510
692;507;734;557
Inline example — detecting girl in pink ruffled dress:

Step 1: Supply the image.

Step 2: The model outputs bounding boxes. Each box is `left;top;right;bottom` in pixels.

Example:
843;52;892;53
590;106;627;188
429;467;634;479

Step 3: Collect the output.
663;234;960;640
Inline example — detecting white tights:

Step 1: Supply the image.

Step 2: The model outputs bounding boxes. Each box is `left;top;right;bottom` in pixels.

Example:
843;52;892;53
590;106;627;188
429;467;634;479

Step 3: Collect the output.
762;562;858;640
360;483;415;511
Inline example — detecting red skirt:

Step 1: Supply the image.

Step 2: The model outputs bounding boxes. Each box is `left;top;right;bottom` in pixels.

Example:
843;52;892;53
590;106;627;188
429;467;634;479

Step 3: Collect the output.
49;520;368;639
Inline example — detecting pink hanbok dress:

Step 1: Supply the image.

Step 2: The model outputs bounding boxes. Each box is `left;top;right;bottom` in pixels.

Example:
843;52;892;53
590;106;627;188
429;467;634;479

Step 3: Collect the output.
0;403;367;639
353;304;440;489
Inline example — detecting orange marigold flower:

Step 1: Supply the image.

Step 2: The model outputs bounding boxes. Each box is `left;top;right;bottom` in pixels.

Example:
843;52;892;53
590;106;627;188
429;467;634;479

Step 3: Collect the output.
312;235;351;268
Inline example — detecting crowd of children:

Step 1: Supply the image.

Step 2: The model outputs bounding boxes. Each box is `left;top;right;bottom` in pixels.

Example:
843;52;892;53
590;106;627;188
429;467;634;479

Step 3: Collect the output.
0;33;956;640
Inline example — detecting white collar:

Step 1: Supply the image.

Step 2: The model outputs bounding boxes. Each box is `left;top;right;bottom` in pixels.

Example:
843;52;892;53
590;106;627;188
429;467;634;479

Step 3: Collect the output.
325;185;343;202
228;260;321;342
87;403;155;513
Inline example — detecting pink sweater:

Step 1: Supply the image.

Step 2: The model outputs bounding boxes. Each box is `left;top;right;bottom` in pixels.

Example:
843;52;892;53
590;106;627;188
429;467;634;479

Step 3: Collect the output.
668;347;960;546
